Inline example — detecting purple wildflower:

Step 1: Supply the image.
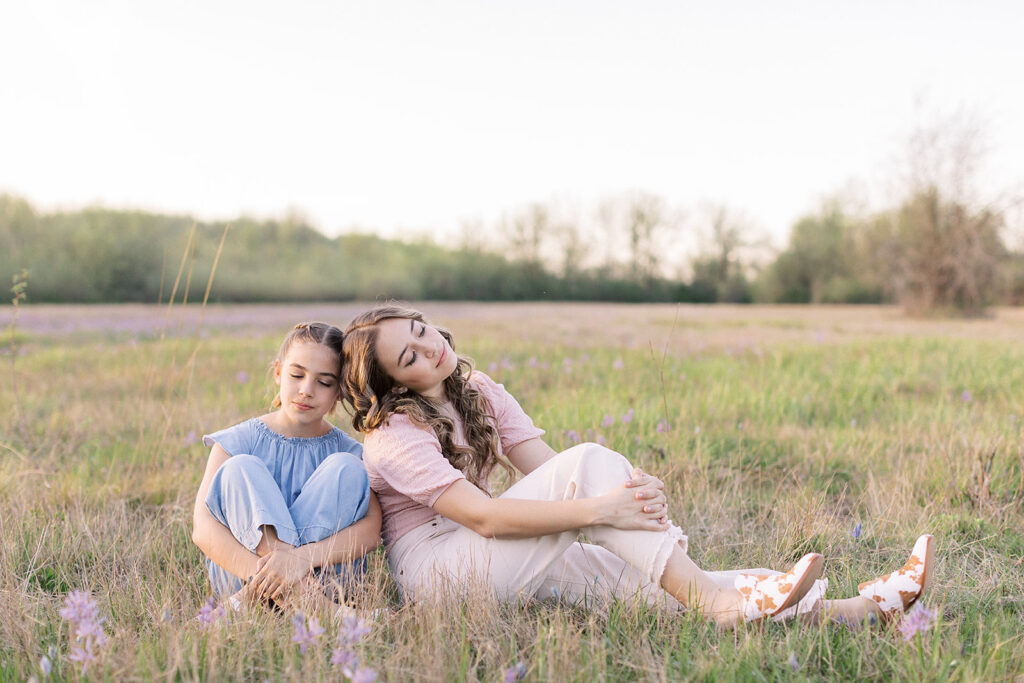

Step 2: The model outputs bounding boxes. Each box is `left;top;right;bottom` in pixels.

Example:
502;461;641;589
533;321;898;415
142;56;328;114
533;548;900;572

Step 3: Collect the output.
68;645;97;675
621;409;634;424
60;590;107;674
656;419;669;433
501;357;514;370
503;661;528;683
338;615;373;646
59;591;96;623
488;362;499;373
852;522;862;540
185;430;199;446
349;667;379;683
580;352;589;362
565;429;580;445
40;655;51;677
331;648;357;668
291;612;325;654
612;358;624;370
196;596;224;628
601;414;614;428
236;370;249;384
596;434;606;446
528;356;539;368
787;651;799;671
898;603;934;641
960;389;972;403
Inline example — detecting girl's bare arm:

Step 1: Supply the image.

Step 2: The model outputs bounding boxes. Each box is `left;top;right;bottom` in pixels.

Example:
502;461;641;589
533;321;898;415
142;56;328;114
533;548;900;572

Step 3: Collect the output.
191;444;262;581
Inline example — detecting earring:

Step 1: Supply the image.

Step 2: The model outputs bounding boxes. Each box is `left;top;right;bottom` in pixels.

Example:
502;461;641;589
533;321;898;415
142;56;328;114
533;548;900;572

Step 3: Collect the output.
393;386;408;395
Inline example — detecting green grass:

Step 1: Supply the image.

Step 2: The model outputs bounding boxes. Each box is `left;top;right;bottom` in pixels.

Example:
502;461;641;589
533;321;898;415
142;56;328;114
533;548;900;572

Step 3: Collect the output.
1;304;1023;681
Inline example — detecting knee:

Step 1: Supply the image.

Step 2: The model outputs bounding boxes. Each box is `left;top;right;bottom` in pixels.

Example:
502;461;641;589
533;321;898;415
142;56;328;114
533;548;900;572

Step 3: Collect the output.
321;452;370;491
214;453;265;485
558;442;631;474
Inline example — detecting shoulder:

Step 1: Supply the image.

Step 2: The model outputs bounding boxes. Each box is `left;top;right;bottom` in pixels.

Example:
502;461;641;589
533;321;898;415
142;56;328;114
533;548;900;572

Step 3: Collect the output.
467;370;509;401
365;413;438;450
201;418;258;455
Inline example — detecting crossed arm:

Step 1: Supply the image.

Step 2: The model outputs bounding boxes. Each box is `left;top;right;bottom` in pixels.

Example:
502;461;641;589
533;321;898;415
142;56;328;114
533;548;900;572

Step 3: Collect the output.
431;437;669;540
191;444;382;597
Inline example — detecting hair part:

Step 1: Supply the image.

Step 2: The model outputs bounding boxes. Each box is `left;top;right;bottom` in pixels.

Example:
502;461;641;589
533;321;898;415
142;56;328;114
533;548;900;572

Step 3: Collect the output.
271;321;345;412
340;304;512;490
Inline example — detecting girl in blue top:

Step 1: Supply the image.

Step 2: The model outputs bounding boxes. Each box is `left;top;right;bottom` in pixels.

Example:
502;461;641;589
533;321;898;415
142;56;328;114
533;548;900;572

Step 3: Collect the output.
192;322;381;609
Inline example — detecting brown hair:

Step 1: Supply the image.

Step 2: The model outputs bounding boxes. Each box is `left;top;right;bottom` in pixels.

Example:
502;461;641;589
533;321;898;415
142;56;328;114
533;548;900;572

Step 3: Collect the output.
271;321;345;412
340;305;511;490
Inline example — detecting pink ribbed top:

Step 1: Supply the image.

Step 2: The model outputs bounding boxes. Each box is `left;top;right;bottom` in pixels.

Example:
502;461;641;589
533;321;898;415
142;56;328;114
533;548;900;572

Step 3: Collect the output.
363;372;544;548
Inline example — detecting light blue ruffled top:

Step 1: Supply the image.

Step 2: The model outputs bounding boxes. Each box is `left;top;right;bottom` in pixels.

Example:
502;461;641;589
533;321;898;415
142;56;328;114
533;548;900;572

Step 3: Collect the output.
202;418;363;508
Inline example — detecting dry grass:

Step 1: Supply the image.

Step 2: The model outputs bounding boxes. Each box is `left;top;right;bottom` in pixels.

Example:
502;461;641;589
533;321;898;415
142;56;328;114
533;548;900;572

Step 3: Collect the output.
1;302;1023;681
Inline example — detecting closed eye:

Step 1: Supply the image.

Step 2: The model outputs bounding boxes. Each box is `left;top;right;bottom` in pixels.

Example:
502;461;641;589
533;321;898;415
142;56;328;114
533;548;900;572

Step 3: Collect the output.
406;352;417;367
418;324;426;337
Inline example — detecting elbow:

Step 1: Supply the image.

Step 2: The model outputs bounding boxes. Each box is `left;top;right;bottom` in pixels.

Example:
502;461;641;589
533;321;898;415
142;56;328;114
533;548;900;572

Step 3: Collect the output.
468;518;498;539
190;514;208;552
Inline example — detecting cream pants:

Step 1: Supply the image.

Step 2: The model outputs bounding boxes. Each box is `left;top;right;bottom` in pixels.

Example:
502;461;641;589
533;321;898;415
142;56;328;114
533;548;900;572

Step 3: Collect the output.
389;443;826;616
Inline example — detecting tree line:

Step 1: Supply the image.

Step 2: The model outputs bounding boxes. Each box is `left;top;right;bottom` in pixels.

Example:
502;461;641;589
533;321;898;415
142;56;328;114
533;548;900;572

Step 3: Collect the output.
1;188;1020;312
3;118;1020;312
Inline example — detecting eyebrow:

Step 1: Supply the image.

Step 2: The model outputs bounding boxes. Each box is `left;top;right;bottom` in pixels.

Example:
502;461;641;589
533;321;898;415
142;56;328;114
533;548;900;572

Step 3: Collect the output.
288;362;338;379
396;319;414;367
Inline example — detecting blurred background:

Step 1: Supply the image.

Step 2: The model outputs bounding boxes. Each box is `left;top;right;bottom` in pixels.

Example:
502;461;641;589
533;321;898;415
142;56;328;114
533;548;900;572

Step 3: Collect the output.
2;0;1022;314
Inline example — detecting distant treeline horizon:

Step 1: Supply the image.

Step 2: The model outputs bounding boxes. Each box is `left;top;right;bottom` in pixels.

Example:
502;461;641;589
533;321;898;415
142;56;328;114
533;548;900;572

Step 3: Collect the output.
2;188;1022;313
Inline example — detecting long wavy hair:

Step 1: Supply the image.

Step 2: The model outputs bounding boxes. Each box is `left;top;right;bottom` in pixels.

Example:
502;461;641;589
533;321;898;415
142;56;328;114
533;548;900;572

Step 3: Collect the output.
340;305;510;490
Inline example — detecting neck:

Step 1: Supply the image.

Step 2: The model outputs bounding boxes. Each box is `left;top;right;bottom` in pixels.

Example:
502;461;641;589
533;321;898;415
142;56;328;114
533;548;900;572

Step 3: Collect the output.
262;411;330;438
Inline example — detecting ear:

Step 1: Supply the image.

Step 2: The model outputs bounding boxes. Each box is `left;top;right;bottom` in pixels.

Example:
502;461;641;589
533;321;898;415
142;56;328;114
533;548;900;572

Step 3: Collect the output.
273;359;282;386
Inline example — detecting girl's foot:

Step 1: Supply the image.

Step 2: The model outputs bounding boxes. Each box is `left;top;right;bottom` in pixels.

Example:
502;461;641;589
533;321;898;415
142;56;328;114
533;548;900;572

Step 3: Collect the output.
734;553;824;623
857;534;934;617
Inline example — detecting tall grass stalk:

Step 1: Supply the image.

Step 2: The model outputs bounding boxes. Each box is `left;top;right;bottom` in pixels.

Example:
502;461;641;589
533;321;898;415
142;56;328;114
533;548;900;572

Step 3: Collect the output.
2;305;1023;679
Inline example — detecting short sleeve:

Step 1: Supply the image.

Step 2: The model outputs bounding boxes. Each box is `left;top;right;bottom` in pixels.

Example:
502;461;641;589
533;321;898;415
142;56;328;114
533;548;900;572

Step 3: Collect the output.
201;420;254;456
332;429;364;460
470;372;545;454
364;415;466;507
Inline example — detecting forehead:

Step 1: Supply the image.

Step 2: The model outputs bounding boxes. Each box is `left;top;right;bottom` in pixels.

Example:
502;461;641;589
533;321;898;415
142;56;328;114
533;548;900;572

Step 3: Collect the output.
281;341;340;374
374;318;414;367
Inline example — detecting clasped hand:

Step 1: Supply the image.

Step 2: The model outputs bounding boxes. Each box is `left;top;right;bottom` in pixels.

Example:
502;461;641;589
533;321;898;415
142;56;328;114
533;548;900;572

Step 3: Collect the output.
597;467;670;531
248;547;311;600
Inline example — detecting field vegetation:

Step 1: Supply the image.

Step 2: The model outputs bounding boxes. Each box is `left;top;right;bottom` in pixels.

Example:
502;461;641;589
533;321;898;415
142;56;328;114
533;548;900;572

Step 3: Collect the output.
1;302;1023;680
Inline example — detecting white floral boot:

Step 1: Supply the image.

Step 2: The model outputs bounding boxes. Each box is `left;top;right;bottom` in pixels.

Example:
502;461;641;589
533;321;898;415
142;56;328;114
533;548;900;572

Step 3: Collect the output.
857;534;935;616
734;553;824;622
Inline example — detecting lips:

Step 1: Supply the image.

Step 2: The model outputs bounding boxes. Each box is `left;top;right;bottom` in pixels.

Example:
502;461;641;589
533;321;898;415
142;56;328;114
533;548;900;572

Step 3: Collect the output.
293;402;314;411
436;345;446;367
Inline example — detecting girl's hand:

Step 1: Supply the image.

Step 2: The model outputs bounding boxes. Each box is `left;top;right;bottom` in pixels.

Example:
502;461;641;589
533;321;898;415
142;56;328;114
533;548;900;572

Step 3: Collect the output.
593;479;669;531
248;548;311;600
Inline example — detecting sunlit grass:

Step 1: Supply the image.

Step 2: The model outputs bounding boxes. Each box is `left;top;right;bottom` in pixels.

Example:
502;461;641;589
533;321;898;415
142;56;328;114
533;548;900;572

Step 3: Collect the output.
1;304;1022;680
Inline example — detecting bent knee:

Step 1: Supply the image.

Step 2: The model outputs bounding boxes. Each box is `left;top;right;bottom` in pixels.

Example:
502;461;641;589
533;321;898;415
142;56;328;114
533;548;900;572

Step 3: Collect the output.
217;453;264;479
321;452;369;487
558;442;631;472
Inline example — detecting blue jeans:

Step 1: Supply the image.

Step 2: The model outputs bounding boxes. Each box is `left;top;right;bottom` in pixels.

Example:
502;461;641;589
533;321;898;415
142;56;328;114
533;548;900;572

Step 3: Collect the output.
203;452;371;597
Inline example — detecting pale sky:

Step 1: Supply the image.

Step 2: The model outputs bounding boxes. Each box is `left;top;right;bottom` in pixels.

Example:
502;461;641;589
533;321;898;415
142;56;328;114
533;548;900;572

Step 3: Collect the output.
2;0;1022;253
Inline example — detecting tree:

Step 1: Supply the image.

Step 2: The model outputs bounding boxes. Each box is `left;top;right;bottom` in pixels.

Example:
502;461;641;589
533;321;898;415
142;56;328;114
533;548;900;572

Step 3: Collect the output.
888;112;1008;315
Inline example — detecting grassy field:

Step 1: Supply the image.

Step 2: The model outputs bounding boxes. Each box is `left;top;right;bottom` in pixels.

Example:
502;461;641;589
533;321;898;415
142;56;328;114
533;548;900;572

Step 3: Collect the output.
1;303;1023;681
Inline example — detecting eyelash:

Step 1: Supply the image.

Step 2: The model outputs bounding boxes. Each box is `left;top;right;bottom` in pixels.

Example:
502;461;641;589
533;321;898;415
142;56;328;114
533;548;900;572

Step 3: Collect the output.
406;325;427;366
290;373;334;387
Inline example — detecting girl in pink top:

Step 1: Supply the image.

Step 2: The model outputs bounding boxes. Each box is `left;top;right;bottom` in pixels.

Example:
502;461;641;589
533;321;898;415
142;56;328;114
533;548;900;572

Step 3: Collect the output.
340;305;934;629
